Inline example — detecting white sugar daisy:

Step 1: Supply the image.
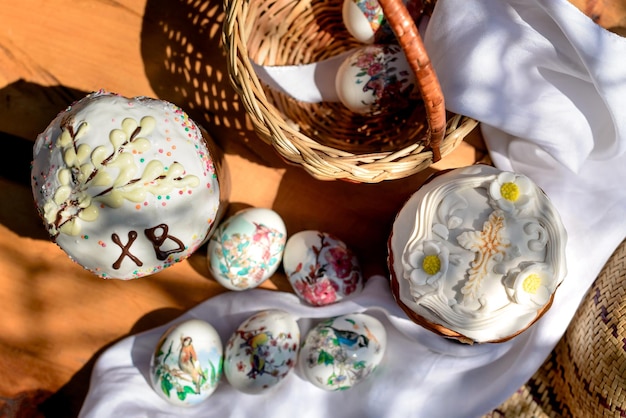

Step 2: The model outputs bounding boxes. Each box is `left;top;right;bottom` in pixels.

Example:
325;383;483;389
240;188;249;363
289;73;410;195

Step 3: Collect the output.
507;263;554;307
489;171;533;213
406;241;449;287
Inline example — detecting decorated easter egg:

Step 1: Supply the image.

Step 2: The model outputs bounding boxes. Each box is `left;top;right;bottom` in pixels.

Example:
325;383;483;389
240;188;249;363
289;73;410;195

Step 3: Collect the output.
283;230;363;306
342;0;385;44
342;0;426;44
299;313;387;391
149;319;223;407
224;309;300;394
335;44;417;115
207;208;287;291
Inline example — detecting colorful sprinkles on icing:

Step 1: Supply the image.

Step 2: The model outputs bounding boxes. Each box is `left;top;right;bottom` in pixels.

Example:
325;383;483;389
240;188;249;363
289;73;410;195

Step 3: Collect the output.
30;91;225;280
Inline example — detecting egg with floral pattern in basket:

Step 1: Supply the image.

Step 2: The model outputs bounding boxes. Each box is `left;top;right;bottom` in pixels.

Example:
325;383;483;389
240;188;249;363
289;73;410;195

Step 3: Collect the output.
283;230;363;306
342;0;425;44
335;44;418;115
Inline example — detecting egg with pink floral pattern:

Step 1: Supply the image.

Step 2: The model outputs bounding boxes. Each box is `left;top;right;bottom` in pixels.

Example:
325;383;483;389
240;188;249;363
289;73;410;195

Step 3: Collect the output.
207;208;287;291
335;44;418;115
283;230;363;306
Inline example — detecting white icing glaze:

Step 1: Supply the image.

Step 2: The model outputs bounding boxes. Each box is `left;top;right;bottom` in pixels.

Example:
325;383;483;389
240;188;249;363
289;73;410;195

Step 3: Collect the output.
389;165;567;343
31;90;228;279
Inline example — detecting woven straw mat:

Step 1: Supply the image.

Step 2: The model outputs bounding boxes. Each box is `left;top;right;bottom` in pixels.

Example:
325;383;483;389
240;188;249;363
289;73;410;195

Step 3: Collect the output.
484;238;626;417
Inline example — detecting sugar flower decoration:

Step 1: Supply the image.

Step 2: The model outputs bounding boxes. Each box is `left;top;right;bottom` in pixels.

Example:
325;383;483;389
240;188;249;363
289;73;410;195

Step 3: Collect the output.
506;263;554;307
489;171;532;213
406;241;449;287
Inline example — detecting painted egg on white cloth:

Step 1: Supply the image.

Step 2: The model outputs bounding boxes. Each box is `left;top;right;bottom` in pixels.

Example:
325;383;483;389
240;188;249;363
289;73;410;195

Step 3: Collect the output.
283;230;363;306
299;313;387;391
149;319;223;407
335;44;418;115
223;309;300;394
207;207;287;291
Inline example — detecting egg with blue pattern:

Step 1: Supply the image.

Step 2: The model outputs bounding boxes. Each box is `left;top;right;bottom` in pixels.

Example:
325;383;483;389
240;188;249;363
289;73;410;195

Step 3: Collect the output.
299;313;386;391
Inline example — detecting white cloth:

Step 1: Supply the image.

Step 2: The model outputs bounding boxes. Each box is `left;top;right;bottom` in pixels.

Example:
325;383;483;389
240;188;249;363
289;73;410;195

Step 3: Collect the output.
79;0;626;417
424;0;626;174
251;52;349;103
79;275;523;418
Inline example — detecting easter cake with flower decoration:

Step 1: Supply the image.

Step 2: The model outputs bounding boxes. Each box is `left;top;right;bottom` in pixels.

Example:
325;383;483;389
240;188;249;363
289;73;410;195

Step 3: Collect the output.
387;164;567;344
31;90;230;280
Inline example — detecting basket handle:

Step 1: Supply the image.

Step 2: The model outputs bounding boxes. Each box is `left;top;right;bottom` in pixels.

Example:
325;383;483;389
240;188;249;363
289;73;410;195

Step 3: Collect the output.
378;0;446;161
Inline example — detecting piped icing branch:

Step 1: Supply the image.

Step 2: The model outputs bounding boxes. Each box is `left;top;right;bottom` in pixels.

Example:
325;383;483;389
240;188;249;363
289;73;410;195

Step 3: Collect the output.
43;114;200;238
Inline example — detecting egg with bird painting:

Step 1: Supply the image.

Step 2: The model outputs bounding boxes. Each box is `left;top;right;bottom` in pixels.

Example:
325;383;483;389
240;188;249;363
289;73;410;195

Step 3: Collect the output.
299;313;387;391
224;309;300;394
207;207;287;291
149;319;223;407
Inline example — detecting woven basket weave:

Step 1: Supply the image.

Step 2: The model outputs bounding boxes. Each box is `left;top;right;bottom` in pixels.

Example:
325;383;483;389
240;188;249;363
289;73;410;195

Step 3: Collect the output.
484;238;626;417
222;0;478;182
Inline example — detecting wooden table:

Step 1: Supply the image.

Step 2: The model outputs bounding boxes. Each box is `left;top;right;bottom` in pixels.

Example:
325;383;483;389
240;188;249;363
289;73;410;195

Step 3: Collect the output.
0;0;503;416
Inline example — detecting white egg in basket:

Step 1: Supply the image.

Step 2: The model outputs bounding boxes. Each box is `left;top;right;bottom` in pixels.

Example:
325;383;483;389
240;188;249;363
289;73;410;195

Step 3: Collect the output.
335;44;417;114
342;0;425;44
342;0;386;43
149;319;223;407
299;313;386;391
224;309;300;394
283;230;363;306
207;207;287;291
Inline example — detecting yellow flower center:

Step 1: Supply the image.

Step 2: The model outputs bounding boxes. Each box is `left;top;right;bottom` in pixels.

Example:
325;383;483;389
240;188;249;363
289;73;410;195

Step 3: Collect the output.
422;255;441;275
522;273;542;294
500;182;520;202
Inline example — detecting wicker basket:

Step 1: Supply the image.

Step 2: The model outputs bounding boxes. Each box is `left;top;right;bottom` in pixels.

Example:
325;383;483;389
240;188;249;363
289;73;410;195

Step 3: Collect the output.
222;0;478;182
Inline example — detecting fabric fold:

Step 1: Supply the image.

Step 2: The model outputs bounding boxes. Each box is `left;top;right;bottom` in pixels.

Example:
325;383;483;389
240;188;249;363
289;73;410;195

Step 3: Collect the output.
424;0;626;173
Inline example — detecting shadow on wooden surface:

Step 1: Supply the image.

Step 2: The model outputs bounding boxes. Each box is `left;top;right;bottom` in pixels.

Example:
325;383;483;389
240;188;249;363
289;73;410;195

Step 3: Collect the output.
38;307;186;418
140;0;289;169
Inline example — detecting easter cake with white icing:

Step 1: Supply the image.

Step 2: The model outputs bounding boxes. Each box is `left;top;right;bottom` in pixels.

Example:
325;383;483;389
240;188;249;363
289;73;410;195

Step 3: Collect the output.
31;90;230;280
387;164;567;343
